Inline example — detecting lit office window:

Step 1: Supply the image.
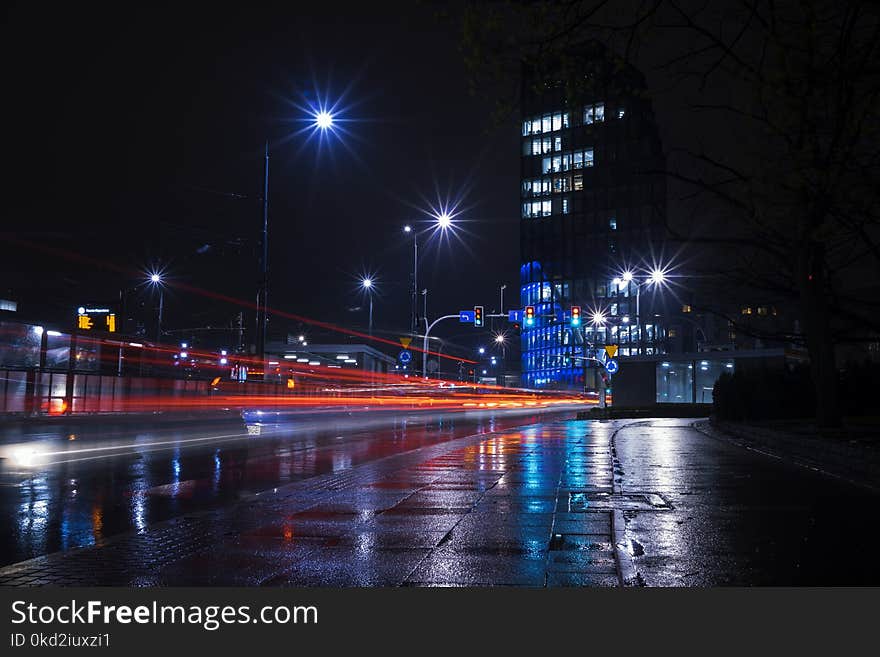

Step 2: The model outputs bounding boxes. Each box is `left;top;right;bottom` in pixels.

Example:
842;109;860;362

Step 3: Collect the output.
609;217;617;230
554;136;562;152
552;155;562;172
585;149;594;166
573;174;583;191
562;112;569;128
552;113;563;131
561;153;571;171
573;151;583;169
531;139;542;156
542;157;552;174
584;103;605;124
522;120;531;136
542;137;552;154
542;115;552;132
562;197;570;214
617;108;626;119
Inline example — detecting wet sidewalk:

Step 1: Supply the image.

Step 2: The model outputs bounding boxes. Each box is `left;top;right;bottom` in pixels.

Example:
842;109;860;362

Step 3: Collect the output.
0;420;642;587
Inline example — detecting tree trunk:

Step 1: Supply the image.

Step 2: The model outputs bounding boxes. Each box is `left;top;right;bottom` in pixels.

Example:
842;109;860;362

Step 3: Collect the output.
799;241;842;428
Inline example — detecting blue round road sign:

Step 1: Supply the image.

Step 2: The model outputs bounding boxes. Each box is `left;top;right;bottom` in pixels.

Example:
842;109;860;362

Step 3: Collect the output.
398;350;412;364
605;359;619;374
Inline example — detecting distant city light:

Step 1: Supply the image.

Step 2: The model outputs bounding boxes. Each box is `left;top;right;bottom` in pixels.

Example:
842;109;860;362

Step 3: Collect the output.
478;347;485;354
403;225;412;233
47;330;62;337
622;271;634;283
219;358;228;365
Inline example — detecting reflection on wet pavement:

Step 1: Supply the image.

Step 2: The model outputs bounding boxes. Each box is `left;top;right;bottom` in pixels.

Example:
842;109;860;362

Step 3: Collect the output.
1;415;877;586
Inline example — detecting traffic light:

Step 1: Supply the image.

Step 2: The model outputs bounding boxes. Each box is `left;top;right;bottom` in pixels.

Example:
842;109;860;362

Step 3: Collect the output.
524;305;535;327
511;322;521;336
473;305;484;328
570;305;581;327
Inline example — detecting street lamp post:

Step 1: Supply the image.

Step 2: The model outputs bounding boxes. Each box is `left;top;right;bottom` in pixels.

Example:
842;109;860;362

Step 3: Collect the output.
257;111;336;364
361;277;374;337
616;268;666;355
404;212;453;333
148;273;165;344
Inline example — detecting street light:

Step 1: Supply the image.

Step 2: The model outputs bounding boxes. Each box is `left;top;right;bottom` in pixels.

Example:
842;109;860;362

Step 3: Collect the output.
258;107;339;366
361;277;374;337
404;210;457;335
314;111;334;130
478;347;485;355
616;266;668;354
147;271;165;343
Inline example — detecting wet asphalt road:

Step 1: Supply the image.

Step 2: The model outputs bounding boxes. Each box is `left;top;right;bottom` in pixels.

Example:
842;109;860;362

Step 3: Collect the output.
0;413;878;586
0;407;576;568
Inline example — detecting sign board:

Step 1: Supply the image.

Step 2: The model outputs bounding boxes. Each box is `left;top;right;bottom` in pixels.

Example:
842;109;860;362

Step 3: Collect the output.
605;359;619;374
508;309;522;322
459;310;475;323
398;350;412;364
604;344;618;359
76;306;116;332
399;337;412;349
426;359;439;373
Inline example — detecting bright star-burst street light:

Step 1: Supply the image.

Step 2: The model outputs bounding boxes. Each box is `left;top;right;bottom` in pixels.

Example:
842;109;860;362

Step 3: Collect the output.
315;111;334;129
146;270;166;343
649;268;666;285
495;334;505;344
360;277;375;336
437;213;452;229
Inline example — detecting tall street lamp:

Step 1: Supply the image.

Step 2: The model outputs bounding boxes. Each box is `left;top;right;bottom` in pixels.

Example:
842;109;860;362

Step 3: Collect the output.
403;211;454;336
148;272;165;344
257;109;336;363
613;267;666;354
361;277;374;337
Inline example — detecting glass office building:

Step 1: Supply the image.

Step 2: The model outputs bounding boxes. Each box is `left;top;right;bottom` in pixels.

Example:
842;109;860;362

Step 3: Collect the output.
520;43;669;389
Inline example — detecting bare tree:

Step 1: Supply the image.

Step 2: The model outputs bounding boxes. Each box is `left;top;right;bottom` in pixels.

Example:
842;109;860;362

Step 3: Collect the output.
455;0;880;426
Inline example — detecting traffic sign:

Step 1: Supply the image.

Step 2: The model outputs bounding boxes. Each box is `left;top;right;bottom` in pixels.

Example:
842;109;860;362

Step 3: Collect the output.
459;310;475;323
399;337;412;349
605;359;619;374
474;305;484;328
508;309;522;322
604;344;618;359
398;350;412;364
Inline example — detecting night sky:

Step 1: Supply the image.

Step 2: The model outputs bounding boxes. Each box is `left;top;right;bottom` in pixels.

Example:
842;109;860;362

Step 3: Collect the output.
2;2;519;352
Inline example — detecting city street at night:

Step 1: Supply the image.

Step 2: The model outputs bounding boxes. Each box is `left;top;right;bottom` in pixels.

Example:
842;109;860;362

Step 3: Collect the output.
1;410;876;587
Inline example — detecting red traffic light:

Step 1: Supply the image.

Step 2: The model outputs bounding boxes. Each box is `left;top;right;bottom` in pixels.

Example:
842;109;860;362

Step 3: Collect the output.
571;305;581;326
524;305;535;326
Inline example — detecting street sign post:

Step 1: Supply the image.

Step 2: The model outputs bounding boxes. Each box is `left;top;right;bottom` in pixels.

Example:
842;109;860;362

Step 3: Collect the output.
459;310;475;323
604;344;618;359
606;359;619;374
398;350;412;364
508;309;522;322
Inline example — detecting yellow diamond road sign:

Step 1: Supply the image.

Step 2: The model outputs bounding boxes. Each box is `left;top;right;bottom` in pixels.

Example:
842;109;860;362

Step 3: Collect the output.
605;344;618;359
399;337;412;349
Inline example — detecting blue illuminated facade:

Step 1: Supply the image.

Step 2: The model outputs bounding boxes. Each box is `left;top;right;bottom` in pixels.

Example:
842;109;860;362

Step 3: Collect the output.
520;43;669;390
